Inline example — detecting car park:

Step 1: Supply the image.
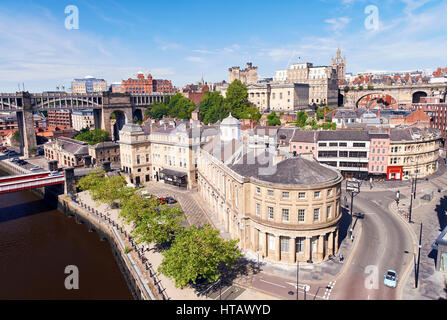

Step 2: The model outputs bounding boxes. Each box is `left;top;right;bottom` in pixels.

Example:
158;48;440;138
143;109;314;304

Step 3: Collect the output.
384;270;398;288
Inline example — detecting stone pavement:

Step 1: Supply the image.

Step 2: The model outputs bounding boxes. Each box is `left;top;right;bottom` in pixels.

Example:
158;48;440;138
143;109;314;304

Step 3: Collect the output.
389;180;447;300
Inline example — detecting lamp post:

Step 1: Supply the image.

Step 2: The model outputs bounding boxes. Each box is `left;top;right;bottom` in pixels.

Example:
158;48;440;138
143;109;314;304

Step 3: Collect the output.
346;179;361;239
415;222;423;288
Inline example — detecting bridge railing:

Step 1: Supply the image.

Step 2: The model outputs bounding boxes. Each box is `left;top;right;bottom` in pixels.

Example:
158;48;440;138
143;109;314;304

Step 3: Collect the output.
0;176;65;194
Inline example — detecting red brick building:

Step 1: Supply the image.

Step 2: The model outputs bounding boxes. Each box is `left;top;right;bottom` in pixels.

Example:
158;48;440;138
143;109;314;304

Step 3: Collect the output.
431;103;447;139
153;79;176;93
182;84;209;105
47;109;72;127
122;72;176;94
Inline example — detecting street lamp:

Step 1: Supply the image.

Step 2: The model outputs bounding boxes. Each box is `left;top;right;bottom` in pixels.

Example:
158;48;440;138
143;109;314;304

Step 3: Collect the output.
346;179;361;239
415;222;423;289
296;260;299;300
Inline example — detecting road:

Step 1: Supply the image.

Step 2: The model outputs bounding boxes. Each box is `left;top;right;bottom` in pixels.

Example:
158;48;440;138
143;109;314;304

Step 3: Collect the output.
330;190;414;300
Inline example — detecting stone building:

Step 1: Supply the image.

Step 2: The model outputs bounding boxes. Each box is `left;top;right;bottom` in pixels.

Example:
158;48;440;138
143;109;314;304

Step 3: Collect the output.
246;83;309;112
119;123;152;186
88;141;120;168
197;115;343;265
44;137;89;168
229;63;258;84
71;109;94;131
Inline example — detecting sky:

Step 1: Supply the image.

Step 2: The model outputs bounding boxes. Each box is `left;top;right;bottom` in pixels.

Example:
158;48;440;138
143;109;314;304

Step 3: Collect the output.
0;0;446;92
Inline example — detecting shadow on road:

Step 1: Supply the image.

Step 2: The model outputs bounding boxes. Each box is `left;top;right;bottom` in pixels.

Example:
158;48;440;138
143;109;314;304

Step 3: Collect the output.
338;207;352;247
434;196;447;231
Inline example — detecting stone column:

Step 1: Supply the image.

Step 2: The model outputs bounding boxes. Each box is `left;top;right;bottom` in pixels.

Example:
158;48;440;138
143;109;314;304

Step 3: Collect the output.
253;228;260;252
317;235;325;261
289;237;296;264
334;230;339;253
275;235;281;262
17;108;38;159
328;232;334;256
64;167;75;195
305;236;311;261
260;232;267;258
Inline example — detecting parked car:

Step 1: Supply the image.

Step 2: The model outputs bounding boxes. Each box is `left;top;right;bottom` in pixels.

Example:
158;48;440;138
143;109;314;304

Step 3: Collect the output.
9;157;19;162
157;197;168;205
384;270;398;288
165;196;177;204
30;166;41;171
17;160;27;166
49;171;63;177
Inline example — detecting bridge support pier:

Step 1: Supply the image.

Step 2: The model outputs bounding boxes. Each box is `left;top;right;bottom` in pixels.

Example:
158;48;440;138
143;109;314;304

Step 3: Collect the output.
17;106;37;159
93;109;102;130
64;167;76;195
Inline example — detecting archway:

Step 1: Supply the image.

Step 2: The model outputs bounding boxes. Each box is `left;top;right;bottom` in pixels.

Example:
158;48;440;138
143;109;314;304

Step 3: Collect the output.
111;110;126;141
132;108;143;123
356;93;397;109
412;91;428;104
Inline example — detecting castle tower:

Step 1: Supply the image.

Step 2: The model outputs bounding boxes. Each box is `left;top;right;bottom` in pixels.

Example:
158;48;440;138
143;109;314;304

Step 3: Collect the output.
332;48;346;81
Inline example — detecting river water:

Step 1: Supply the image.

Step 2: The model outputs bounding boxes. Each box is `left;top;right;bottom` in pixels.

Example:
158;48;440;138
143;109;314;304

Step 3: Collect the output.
0;170;133;299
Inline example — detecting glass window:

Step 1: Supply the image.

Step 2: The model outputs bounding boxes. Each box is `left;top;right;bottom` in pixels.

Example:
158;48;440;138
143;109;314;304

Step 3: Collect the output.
268;234;275;251
267;189;274;197
327;189;332;196
314;208;320;221
296;237;305;253
280;237;290;253
314;191;320;199
282;192;290;199
256;187;261;194
298;209;305;222
268;207;274;220
327;206;332;219
298;192;306;199
282;209;290;222
256;203;261;216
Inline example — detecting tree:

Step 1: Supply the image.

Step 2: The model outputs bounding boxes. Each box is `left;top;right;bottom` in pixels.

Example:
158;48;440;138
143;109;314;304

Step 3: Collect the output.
119;192;154;223
94;175;127;205
199;91;228;124
146;103;168;119
296;111;308;128
13;130;20;143
167;93;196;120
224;80;261;121
159;224;242;288
74;129;110;145
77;169;106;193
132;204;185;245
267;111;281;126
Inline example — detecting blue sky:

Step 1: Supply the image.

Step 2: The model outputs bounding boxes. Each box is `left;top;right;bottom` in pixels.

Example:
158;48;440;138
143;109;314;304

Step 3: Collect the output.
0;0;446;92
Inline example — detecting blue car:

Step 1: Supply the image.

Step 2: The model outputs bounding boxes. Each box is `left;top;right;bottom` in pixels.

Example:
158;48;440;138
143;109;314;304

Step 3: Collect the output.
384;270;398;288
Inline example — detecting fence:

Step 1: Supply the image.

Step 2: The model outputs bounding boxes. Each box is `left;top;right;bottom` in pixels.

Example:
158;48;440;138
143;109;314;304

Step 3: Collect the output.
71;196;169;300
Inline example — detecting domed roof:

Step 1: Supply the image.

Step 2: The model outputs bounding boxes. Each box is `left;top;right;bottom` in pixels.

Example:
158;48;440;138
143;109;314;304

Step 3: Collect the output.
221;113;240;126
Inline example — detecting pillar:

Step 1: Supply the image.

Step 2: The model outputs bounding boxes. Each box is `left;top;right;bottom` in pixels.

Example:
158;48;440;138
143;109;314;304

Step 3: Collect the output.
334;230;339;253
328;232;334;256
317;235;325;261
17;108;37;159
93;108;102;130
260;231;267;258
253;228;260;253
275;235;281;262
305;236;311;261
64;167;75;195
289;237;296;263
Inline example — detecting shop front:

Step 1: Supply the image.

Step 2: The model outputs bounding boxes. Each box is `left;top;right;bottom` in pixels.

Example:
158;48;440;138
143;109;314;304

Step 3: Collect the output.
160;168;187;188
387;166;403;180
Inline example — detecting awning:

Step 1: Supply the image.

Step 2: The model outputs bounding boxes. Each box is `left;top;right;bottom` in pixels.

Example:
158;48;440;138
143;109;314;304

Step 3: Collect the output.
160;168;187;178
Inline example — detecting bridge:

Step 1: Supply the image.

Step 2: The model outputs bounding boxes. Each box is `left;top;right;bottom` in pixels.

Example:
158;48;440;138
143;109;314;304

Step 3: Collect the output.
0;91;174;158
0;171;65;194
340;83;447;108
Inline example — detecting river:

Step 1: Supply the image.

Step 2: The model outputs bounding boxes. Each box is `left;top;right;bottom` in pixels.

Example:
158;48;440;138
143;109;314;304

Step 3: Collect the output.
0;169;134;299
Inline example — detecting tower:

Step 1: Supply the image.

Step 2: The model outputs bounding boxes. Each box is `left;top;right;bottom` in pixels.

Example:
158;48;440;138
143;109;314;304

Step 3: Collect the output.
332;48;346;81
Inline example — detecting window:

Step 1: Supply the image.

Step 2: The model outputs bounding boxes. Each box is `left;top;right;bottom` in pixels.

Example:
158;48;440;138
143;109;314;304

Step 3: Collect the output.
314;191;320;199
256;203;261;216
327;189;332;196
318;143;327;147
340;142;347;147
280;237;290;253
282;209;290;222
327;206;332;219
256;187;261;195
296;237;305;253
314;208;320;221
298;209;305;222
298;192;306;199
353;143;366;148
268;207;274;220
268;234;275;251
267;189;274;197
282;192;290;199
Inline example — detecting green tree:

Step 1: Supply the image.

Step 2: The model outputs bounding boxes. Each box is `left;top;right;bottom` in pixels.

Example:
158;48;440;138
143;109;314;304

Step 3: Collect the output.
74;129;111;145
119;192;155;223
133;204;185;245
296;111;308;128
224;80;261;121
146;103;169;119
267;111;281;126
167;93;196;120
77;169;106;193
199;91;229;124
159;224;242;288
94;175;127;205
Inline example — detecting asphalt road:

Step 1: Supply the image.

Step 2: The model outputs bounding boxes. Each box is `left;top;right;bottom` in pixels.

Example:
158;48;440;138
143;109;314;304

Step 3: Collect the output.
330;191;414;300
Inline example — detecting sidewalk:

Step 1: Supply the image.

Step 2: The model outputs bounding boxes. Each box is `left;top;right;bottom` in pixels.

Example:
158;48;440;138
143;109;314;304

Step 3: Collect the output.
389;186;447;300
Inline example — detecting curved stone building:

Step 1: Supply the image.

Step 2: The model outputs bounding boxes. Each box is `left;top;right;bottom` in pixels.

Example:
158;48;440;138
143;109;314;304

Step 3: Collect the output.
198;115;343;265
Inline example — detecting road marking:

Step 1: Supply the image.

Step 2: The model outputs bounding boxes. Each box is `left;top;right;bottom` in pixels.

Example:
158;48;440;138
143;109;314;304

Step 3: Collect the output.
259;279;286;288
285;282;310;291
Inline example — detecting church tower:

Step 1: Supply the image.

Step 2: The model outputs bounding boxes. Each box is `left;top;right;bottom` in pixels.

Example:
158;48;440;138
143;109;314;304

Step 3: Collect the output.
331;48;346;81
